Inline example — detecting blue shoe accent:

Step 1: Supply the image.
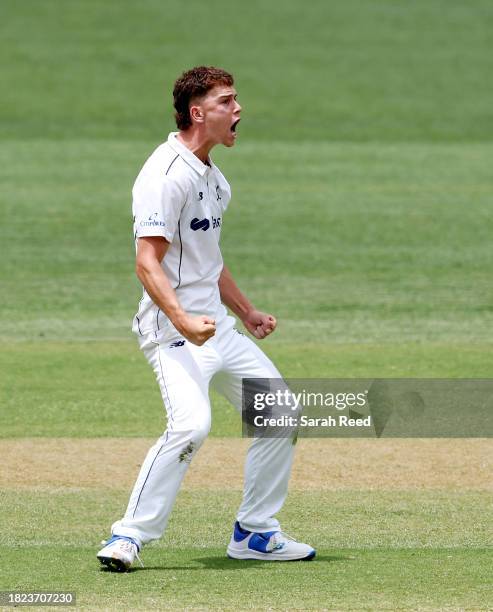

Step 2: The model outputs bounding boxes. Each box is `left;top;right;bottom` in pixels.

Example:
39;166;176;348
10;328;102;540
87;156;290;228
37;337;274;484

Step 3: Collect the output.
105;534;140;552
247;530;279;553
233;521;251;542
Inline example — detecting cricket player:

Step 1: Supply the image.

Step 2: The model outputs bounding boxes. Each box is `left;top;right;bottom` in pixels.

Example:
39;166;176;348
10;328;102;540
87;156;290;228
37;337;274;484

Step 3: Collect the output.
97;66;315;571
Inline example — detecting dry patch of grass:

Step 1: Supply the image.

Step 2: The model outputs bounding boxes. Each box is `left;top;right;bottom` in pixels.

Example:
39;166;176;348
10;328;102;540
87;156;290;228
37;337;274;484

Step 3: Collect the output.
2;438;491;491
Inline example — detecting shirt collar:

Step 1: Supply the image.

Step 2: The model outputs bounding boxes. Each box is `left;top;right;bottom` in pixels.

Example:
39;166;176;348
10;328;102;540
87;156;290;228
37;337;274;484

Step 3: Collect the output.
167;132;211;176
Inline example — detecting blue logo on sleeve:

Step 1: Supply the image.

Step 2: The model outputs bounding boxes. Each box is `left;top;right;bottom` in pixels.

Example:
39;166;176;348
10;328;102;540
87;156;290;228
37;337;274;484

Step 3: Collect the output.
140;212;165;227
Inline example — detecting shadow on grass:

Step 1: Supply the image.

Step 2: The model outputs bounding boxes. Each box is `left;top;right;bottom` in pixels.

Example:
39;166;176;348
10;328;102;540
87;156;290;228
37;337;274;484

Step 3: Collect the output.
116;553;354;572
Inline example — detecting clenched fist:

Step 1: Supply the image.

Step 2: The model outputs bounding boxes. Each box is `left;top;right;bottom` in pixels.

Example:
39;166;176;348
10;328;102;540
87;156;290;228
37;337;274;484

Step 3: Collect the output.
242;310;277;339
178;314;216;346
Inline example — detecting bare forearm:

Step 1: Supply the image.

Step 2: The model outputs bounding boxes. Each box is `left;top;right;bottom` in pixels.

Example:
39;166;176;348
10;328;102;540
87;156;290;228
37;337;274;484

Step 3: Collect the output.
218;265;254;321
219;264;277;339
135;236;215;345
136;261;187;332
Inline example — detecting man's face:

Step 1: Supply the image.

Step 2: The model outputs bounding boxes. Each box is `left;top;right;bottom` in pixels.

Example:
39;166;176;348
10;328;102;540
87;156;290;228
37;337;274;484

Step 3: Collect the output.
192;85;242;147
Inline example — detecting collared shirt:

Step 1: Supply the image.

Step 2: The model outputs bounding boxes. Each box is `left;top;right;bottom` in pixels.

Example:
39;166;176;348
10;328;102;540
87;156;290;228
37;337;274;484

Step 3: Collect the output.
132;132;231;338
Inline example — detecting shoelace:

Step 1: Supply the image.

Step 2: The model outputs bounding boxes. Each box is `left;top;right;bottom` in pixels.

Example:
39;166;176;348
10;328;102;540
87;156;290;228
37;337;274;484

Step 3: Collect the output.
101;538;144;568
269;531;296;551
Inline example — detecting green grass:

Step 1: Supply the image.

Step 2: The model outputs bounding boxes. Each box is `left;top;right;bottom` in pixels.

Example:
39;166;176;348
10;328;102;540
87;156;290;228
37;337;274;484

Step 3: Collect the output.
1;0;492;608
1;141;492;345
1;0;492;142
2;489;492;609
1;139;492;441
5;546;490;610
1;340;492;438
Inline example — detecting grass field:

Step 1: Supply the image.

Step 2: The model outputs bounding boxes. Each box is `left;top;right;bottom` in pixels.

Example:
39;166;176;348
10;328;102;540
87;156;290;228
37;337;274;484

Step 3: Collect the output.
1;0;492;609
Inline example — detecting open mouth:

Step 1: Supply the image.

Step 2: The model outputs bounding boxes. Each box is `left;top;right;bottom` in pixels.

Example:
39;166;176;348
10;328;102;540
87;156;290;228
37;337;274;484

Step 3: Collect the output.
231;119;240;133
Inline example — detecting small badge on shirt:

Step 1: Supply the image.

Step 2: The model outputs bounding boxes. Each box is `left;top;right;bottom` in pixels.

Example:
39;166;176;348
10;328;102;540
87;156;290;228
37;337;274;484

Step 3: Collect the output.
140;212;165;227
169;340;186;348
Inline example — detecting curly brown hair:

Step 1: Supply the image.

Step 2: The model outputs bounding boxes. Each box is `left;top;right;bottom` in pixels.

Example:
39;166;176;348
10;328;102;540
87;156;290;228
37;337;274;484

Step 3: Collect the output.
173;66;234;130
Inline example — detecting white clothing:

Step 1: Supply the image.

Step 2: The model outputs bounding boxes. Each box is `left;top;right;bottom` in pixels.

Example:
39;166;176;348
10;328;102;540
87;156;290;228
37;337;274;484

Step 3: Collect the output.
112;317;295;547
132;133;231;338
113;136;295;548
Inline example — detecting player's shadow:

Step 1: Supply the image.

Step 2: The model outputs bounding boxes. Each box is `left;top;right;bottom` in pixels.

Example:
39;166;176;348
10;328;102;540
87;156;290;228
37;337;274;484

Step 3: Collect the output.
194;553;352;569
127;553;352;572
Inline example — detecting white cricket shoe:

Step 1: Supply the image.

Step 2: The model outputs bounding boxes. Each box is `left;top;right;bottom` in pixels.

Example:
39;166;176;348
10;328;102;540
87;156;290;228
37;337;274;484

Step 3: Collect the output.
97;535;142;572
227;522;315;561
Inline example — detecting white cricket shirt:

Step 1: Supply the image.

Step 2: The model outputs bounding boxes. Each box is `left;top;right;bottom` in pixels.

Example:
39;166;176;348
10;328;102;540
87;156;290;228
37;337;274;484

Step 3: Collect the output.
131;132;231;339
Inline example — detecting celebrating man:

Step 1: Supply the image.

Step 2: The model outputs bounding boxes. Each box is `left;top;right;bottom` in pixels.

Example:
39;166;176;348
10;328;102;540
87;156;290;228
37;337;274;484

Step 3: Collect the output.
97;66;315;571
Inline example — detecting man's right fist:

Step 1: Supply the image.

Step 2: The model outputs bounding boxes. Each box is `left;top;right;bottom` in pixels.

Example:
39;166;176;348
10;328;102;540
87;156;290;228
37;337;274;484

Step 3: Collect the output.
179;315;216;346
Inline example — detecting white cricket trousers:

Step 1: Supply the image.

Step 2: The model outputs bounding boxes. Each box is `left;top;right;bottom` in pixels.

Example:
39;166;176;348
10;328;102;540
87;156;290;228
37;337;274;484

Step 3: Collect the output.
111;316;295;548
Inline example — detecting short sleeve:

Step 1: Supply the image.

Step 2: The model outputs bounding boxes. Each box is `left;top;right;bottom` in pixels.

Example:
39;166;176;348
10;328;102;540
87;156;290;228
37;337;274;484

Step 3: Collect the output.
132;176;186;243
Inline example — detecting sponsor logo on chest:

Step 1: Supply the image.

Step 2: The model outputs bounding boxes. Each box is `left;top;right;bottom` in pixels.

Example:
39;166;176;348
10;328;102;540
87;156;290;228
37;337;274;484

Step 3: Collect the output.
190;216;221;231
